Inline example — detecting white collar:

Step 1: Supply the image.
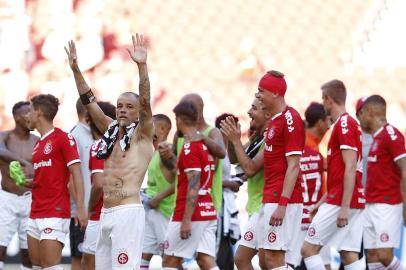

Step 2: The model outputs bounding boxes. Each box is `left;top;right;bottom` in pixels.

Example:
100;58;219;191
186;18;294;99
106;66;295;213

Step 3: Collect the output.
41;128;55;141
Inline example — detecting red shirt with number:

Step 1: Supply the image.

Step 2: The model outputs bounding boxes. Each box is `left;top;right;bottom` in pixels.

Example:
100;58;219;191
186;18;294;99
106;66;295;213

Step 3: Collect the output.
172;140;217;222
263;106;305;203
366;124;406;204
300;146;325;224
31;128;81;218
326;113;364;209
89;139;104;221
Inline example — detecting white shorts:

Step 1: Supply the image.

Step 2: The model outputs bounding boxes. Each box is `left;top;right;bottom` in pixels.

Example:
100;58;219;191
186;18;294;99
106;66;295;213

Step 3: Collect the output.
142;209;170;255
258;203;303;251
0;189;31;249
238;212;261;250
96;204;145;270
305;203;364;252
286;224;331;266
363;203;402;249
82;220;100;255
27;217;70;244
164;220;217;258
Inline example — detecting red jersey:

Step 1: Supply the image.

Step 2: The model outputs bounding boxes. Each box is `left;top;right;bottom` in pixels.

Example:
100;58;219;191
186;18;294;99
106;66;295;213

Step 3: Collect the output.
89;140;104;221
30;128;80;218
326;113;365;209
172;140;217;222
263;106;305;203
300;146;324;224
366;124;406;204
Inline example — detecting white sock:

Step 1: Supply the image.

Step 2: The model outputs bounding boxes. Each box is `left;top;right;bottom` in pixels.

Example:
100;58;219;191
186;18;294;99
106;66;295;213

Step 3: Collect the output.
344;259;363;270
368;262;387;270
32;266;42;270
304;255;326;270
42;266;63;270
387;257;402;270
209;267;220;270
20;265;32;270
140;259;150;269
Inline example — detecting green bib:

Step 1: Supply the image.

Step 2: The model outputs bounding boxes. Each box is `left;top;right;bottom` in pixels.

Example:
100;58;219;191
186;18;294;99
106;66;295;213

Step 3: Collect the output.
176;126;223;212
246;142;265;215
146;151;175;218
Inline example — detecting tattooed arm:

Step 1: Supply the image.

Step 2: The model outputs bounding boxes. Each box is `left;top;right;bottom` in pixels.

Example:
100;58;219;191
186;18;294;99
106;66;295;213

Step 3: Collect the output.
65;41;113;134
127;34;153;140
180;171;201;239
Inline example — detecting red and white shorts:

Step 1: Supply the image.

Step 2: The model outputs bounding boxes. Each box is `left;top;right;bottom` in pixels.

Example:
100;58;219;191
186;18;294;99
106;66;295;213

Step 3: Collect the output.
95;204;145;270
258;203;303;251
239;212;261;250
163;220;217;259
363;203;402;249
27;217;70;244
305;203;364;252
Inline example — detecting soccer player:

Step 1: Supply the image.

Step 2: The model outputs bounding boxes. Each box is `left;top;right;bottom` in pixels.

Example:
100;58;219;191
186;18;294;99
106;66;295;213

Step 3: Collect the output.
69;98;93;270
0;101;38;270
26;94;87;270
224;71;305;269
358;95;406;270
285;102;330;269
82;101;116;270
221;98;269;270
301;80;365;270
66;33;153;270
162;101;219;270
141;114;176;269
159;93;226;214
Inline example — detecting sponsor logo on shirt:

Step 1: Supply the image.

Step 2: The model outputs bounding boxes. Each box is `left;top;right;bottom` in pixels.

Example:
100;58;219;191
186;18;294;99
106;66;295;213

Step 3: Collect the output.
33;159;52;170
340;115;349;134
300;155;321;162
200;210;216;216
386;125;398;141
285;110;295;132
265;144;273;152
368;155;377;162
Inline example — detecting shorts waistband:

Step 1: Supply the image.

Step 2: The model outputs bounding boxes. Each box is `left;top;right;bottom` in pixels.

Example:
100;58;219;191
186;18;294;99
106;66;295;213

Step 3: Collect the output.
102;203;143;214
0;189;31;198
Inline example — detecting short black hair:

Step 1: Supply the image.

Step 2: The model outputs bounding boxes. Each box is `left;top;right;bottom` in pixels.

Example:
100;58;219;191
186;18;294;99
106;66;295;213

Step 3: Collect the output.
153;114;172;129
364;95;386;107
305;102;327;128
31;94;60;121
12;101;30;115
215;113;238;129
173;101;198;125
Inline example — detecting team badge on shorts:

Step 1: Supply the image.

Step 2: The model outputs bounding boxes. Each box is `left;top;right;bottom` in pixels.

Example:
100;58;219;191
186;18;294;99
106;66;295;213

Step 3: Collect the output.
117;252;129;264
43;228;53;234
268;232;277;243
44;142;52;154
244;231;254;241
308;227;316;237
380;233;389;242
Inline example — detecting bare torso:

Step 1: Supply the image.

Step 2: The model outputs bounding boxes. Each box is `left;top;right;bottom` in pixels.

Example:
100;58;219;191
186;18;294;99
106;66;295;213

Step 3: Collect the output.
0;131;38;195
102;131;153;208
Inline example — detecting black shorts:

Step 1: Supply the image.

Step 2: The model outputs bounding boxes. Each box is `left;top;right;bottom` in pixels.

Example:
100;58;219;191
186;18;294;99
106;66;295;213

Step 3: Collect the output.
69;218;85;257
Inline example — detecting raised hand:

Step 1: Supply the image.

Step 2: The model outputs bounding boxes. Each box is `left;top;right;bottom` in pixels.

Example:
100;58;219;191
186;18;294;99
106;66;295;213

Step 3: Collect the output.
220;116;241;143
64;40;79;70
126;33;147;64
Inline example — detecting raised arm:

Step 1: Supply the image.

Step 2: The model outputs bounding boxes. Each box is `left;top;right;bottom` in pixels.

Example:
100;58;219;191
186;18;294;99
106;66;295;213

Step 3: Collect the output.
65;41;112;133
126;34;153;139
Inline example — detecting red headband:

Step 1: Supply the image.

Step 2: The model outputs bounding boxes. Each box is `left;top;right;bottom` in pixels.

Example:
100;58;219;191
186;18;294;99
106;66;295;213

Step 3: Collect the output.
356;96;368;114
258;72;287;96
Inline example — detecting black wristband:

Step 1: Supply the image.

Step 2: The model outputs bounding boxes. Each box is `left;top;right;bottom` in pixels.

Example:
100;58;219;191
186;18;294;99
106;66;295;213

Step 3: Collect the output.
80;89;96;105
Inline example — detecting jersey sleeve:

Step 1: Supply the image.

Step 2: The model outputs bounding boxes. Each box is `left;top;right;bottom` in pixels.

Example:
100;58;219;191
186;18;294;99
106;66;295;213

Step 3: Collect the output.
284;110;305;156
61;133;81;167
182;142;202;173
89;142;104;174
338;116;359;151
386;126;406;162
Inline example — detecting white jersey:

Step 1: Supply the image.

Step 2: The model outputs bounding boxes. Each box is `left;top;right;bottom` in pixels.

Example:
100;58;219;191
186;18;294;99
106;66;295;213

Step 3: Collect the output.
70;122;93;216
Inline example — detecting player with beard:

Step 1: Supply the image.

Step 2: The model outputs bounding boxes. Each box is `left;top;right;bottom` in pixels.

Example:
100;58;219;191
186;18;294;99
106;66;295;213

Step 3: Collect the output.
358;95;406;270
0;101;38;270
301;80;365;270
221;97;270;270
66;33;153;270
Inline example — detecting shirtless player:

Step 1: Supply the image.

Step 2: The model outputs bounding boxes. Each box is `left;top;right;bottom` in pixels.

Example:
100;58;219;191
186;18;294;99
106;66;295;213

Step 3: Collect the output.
66;33;153;270
0;101;38;270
